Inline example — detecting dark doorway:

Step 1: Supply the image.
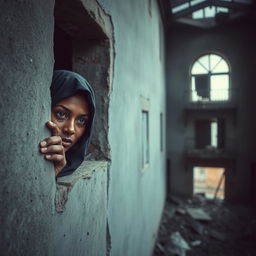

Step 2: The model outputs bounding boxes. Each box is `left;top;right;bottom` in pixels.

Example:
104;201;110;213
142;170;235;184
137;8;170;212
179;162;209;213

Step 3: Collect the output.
195;120;211;149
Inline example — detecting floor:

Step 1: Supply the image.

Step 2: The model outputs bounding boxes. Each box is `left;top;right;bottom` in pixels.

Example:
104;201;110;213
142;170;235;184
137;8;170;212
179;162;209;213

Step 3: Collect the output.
153;195;256;256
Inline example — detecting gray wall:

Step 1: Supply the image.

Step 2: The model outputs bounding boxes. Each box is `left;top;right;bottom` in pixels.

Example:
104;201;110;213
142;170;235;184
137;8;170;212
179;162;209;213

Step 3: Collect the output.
0;1;55;254
0;0;167;255
98;0;167;255
166;19;256;202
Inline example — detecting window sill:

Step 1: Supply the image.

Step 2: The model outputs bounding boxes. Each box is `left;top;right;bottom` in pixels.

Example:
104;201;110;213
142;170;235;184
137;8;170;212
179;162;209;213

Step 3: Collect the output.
55;160;108;213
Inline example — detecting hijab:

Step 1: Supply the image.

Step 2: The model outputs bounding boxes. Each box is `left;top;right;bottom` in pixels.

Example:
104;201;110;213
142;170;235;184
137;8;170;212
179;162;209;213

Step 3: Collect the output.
51;70;95;177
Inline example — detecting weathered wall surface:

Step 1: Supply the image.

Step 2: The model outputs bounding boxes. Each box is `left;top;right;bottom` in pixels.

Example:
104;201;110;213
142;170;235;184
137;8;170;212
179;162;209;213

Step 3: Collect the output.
52;161;108;256
0;1;108;255
166;19;256;202
97;0;167;255
0;1;55;255
0;0;166;255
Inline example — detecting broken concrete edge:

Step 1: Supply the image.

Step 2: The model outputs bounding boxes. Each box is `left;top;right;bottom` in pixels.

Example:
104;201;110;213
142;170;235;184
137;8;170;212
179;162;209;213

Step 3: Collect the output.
55;160;109;213
81;0;113;39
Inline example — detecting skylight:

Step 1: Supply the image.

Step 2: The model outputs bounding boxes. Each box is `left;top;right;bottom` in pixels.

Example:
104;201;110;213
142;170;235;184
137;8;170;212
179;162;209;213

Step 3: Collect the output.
170;0;253;23
192;6;229;19
172;3;190;14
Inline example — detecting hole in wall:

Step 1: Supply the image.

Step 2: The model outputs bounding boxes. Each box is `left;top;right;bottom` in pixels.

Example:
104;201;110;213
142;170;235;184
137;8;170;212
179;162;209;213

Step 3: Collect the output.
53;0;113;160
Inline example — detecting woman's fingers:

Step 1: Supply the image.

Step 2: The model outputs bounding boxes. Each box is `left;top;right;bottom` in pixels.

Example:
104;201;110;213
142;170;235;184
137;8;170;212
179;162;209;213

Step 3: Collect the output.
39;121;66;176
40;135;62;147
46;121;60;136
45;153;67;176
40;145;64;154
45;154;65;162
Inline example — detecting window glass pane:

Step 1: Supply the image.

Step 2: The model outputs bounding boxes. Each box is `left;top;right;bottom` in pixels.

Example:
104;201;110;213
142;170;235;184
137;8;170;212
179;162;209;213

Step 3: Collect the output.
172;3;189;13
191;0;206;6
210;75;229;100
191;62;208;74
192;9;204;19
212;59;229;73
198;55;210;71
210;54;222;71
191;76;200;101
204;6;216;18
216;7;229;13
211;120;218;147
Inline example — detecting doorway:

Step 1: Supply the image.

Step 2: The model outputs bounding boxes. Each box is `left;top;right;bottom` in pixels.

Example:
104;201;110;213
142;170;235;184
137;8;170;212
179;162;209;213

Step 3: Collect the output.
195;118;225;149
193;166;225;199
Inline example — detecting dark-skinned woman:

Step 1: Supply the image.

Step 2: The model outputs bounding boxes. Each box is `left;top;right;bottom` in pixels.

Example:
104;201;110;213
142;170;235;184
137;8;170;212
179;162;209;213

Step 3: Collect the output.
39;70;95;177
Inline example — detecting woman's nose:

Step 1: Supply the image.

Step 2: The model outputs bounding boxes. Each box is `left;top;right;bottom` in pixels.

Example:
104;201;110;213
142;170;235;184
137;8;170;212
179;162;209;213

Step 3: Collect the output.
63;120;75;135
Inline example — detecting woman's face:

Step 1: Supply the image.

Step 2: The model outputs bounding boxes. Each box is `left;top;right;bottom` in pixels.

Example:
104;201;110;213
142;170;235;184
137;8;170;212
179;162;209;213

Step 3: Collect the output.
51;93;90;152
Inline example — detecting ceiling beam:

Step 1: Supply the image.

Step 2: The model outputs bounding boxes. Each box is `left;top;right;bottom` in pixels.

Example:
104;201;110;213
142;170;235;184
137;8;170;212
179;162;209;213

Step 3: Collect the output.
211;0;251;10
171;0;193;8
172;1;209;18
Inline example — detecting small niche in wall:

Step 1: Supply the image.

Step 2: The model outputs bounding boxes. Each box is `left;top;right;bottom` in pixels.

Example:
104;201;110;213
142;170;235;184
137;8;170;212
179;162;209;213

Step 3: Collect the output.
142;110;149;169
140;96;150;171
160;112;163;152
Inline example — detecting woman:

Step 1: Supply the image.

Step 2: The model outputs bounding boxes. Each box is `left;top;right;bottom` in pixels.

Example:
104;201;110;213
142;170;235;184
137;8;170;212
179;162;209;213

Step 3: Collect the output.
39;70;95;177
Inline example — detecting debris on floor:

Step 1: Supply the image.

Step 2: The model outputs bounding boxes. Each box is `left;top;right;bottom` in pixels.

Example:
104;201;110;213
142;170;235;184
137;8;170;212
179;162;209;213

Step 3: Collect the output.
153;194;256;256
186;207;212;221
170;231;191;251
190;240;201;247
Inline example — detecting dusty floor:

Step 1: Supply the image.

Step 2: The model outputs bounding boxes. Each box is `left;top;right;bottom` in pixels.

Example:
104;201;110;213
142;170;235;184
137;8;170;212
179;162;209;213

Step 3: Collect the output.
153;195;256;256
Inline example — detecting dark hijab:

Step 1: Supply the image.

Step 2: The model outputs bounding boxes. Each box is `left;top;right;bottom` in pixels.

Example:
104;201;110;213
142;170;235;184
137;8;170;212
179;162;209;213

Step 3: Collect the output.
51;70;95;177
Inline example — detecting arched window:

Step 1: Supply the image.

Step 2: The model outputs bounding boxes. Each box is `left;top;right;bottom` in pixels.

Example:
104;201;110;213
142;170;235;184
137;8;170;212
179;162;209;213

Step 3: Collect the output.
191;53;230;102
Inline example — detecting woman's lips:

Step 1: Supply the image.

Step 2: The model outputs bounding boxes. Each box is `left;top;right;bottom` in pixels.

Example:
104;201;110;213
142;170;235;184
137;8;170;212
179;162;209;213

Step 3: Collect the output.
61;138;73;148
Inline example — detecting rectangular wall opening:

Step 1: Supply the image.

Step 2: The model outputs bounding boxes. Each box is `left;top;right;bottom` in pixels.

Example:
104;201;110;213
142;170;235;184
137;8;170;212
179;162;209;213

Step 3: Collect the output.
141;110;149;169
193;166;225;199
195;118;225;149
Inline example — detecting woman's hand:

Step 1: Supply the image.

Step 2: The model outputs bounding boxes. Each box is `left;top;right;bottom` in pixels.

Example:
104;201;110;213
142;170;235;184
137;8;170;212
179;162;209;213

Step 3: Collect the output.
39;121;66;176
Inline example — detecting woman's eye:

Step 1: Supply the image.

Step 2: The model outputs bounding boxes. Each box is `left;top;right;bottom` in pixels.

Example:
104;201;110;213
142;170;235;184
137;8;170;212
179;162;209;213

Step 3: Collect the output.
55;111;68;120
76;117;88;126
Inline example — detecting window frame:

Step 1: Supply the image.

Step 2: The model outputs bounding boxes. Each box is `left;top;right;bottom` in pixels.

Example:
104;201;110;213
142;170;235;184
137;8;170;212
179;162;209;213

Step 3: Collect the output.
190;53;231;103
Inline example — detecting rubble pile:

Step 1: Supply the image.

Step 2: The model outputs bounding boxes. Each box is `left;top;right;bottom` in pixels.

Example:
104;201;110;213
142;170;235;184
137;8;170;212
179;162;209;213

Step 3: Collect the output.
153;195;256;256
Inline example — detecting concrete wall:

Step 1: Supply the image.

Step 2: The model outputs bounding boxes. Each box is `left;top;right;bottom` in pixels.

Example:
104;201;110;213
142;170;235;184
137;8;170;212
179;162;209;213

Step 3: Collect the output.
0;1;107;256
166;18;256;202
53;161;108;256
98;0;167;255
0;0;167;255
0;1;55;254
